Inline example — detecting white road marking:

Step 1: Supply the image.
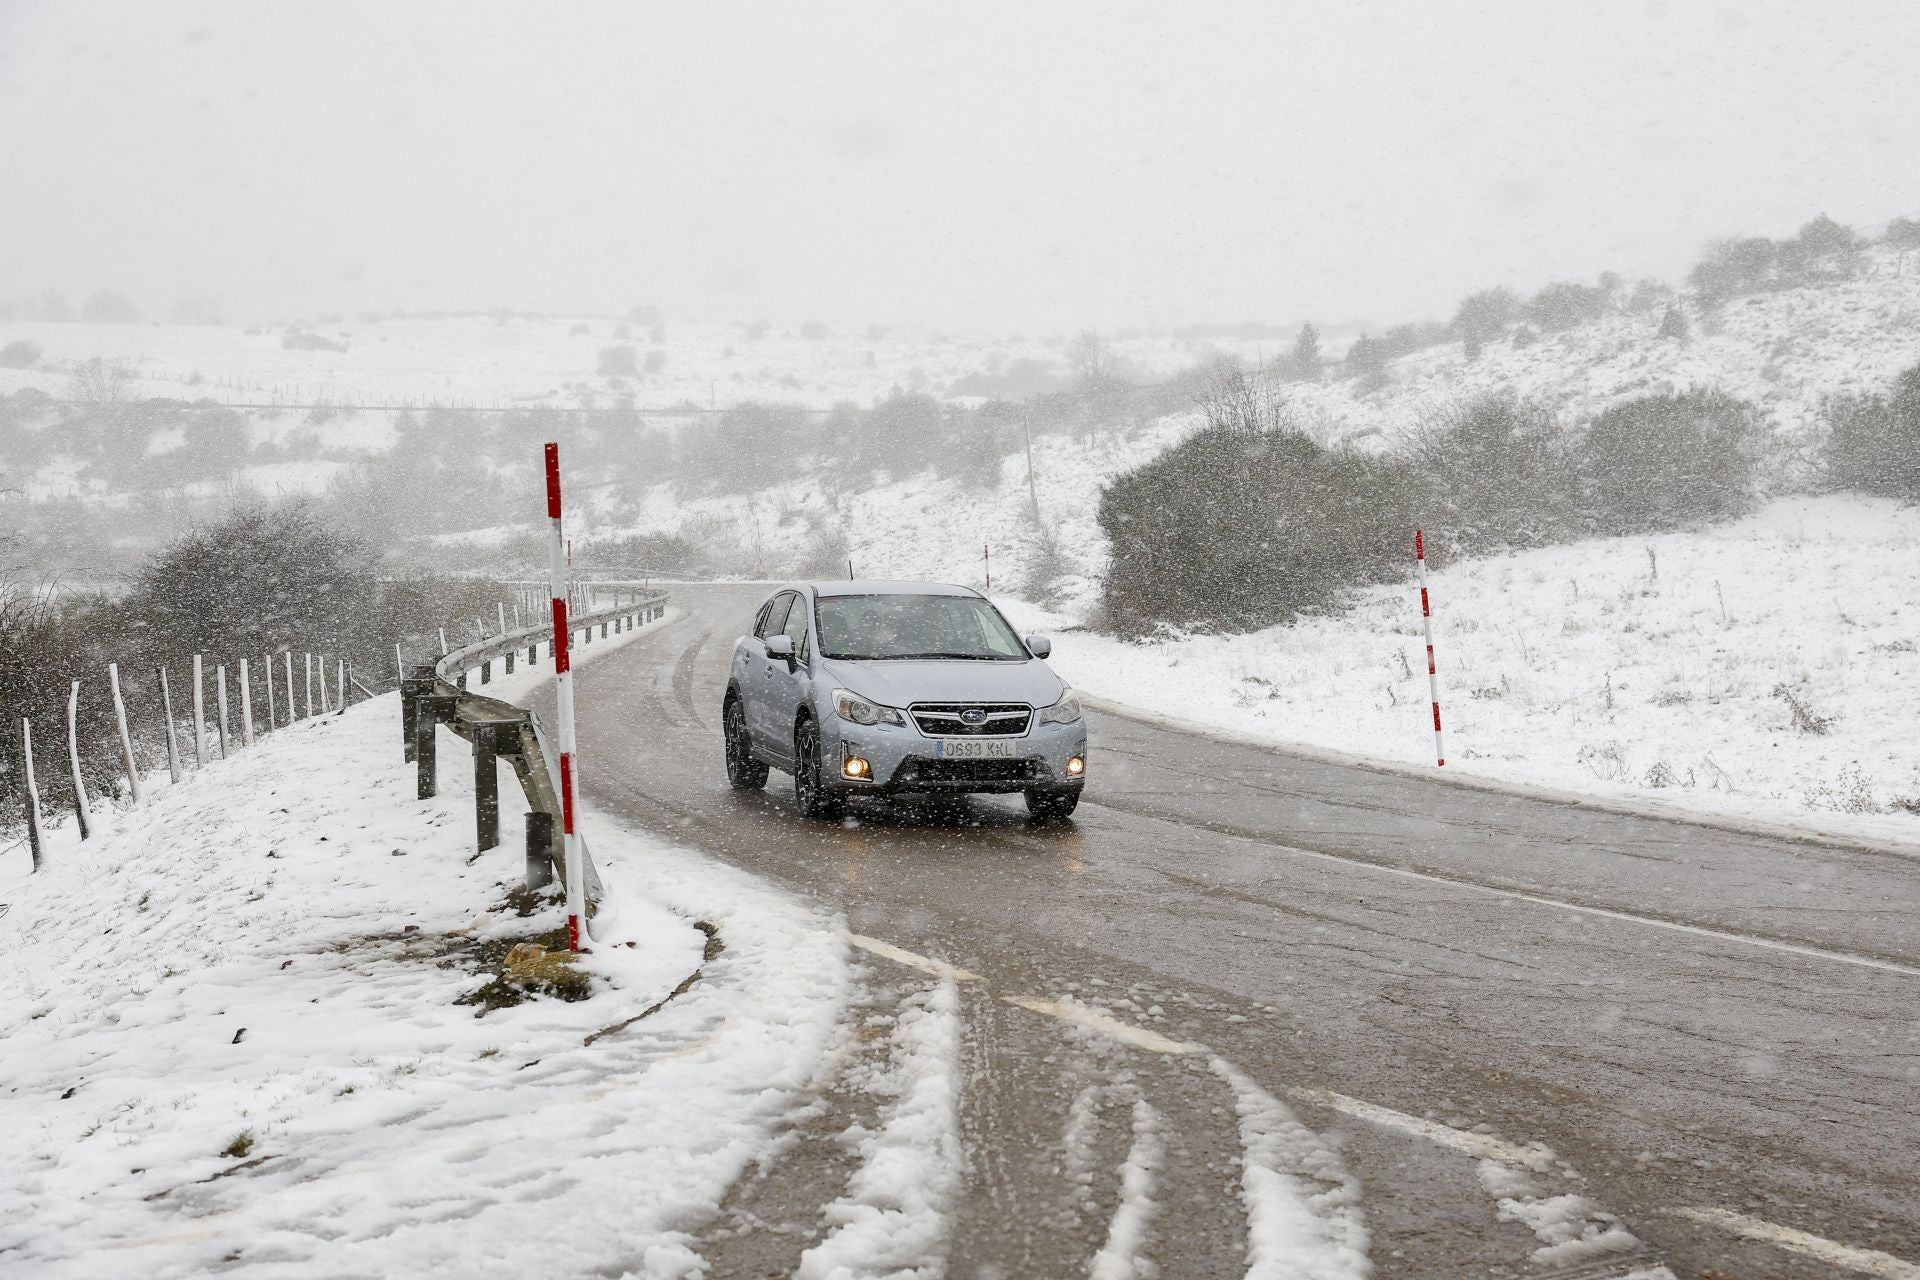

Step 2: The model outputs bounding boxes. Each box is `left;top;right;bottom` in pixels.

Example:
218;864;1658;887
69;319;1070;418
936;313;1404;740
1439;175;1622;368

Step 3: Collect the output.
1089;1099;1164;1280
1001;995;1200;1055
1289;1088;1550;1168
1676;1206;1920;1279
849;934;982;982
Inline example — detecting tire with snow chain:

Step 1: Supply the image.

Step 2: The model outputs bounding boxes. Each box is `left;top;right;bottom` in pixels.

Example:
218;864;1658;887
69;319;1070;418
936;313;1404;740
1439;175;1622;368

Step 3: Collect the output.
723;696;768;790
793;718;845;820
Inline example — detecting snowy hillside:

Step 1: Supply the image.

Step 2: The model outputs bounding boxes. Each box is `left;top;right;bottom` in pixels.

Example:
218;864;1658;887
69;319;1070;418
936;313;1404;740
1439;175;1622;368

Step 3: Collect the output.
1004;496;1920;849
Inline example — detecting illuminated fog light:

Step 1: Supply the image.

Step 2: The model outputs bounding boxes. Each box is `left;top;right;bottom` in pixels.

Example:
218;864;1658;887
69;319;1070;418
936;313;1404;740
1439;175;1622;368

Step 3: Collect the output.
1065;755;1085;777
843;755;872;779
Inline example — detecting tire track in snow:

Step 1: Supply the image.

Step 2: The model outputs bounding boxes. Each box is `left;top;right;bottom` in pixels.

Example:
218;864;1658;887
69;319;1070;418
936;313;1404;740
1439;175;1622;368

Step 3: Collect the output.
1089;1098;1164;1280
1212;1058;1371;1280
797;974;964;1280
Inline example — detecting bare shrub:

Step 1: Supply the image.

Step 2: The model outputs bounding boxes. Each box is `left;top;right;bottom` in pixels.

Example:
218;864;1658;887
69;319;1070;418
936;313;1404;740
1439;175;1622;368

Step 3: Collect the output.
1771;682;1835;735
282;331;347;352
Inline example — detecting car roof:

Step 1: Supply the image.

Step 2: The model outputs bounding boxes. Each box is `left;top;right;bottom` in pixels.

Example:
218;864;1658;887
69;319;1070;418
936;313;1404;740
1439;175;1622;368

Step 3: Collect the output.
794;580;981;598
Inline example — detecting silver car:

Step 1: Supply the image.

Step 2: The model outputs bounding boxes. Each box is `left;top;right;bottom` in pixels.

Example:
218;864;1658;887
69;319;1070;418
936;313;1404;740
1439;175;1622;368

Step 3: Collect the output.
721;581;1088;820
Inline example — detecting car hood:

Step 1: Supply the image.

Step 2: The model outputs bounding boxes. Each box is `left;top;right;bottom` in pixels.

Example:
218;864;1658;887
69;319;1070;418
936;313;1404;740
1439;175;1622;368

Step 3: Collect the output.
818;656;1067;709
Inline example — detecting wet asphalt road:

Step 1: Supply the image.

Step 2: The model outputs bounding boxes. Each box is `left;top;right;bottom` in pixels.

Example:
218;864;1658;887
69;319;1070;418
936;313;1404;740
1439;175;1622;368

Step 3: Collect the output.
563;584;1920;1279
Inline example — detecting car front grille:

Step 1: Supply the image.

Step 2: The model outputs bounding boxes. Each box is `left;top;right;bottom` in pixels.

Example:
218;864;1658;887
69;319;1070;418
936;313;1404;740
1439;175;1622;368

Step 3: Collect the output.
908;702;1033;737
896;757;1043;785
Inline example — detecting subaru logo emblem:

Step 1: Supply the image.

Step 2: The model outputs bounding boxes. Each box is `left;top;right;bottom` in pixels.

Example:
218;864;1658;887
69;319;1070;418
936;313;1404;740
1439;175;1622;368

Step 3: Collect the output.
959;707;987;726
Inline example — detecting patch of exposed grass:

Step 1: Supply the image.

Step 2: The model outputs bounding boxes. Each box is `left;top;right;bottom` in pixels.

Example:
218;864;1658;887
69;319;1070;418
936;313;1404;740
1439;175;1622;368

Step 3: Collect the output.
457;926;588;1014
222;1130;255;1159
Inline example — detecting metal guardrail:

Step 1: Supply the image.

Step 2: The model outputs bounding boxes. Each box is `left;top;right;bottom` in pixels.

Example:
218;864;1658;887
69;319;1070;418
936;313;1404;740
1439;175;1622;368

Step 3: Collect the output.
399;591;670;909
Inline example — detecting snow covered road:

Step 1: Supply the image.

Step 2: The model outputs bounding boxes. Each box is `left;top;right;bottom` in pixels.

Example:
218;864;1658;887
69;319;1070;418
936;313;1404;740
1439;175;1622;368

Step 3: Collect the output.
541;583;1920;1279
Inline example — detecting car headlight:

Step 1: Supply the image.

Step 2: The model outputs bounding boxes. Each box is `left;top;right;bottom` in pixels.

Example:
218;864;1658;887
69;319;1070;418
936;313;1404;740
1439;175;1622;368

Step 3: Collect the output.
832;688;904;726
1037;689;1082;724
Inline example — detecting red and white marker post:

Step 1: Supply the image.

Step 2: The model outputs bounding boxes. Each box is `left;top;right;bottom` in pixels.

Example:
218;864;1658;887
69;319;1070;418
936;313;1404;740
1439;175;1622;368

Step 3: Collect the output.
545;443;587;952
1414;529;1445;767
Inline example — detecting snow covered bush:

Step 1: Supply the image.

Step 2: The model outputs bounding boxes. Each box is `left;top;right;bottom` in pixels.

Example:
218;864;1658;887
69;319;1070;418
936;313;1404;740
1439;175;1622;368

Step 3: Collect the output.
0;339;40;369
1573;389;1759;535
1098;369;1419;633
1824;361;1920;503
1407;393;1578;553
597;343;640;377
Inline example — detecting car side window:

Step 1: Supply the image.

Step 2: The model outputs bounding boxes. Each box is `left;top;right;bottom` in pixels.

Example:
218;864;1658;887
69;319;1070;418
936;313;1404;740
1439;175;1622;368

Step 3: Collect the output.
782;594;810;663
756;594;792;639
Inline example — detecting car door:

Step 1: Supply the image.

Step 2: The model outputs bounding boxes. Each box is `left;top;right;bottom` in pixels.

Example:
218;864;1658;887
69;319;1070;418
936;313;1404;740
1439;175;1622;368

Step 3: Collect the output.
747;592;794;752
766;590;814;756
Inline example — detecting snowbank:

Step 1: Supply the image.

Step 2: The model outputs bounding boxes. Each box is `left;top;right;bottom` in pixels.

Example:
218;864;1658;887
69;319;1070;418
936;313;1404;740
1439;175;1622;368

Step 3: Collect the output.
1003;495;1920;849
0;678;852;1276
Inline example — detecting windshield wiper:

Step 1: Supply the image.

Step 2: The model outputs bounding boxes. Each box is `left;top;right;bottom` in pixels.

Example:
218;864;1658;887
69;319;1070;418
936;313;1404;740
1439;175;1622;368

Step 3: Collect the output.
883;651;1003;660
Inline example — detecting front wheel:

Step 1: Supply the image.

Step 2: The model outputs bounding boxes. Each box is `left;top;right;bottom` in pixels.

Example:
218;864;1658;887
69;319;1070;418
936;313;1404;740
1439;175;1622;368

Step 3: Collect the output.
723;697;768;790
793;719;846;820
1025;788;1081;820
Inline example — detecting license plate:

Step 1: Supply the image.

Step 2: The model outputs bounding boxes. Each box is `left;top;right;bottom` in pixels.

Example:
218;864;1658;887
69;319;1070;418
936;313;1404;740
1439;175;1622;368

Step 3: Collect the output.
932;738;1020;760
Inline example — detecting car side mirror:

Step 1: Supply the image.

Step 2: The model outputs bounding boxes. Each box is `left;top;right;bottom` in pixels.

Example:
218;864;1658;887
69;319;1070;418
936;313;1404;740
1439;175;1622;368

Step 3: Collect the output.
764;634;795;662
1025;634;1052;659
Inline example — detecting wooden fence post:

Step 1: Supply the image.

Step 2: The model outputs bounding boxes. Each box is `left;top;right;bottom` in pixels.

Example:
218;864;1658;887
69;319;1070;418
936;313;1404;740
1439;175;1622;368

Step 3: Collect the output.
108;662;142;806
157;667;182;783
21;718;44;870
66;681;90;841
304;653;314;719
215;665;231;759
265;653;277;730
192;654;206;768
240;658;255;747
284;651;294;723
336;659;346;712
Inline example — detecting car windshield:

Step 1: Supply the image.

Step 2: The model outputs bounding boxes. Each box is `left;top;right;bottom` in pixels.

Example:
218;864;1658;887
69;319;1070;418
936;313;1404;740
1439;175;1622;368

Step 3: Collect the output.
815;593;1028;661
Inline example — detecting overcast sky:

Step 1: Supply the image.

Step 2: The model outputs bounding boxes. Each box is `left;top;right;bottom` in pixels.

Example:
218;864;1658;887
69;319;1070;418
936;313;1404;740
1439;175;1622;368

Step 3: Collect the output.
2;1;1916;333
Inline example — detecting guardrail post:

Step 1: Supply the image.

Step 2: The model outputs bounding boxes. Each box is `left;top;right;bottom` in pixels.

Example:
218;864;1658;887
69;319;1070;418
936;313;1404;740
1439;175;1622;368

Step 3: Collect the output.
415;694;457;799
505;647;515;674
473;723;500;851
525;810;555;889
400;672;434;763
479;658;490;685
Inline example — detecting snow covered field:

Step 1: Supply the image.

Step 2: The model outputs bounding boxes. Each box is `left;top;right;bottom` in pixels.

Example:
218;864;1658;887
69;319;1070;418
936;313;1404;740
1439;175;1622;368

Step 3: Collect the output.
1001;495;1920;849
0;680;855;1276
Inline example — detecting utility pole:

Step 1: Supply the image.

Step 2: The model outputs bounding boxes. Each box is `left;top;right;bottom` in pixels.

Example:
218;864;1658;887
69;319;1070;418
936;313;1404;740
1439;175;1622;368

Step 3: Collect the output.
1023;411;1041;521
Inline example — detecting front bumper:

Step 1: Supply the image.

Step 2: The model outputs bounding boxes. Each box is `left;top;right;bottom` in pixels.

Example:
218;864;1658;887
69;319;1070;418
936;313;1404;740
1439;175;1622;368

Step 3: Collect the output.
821;713;1088;795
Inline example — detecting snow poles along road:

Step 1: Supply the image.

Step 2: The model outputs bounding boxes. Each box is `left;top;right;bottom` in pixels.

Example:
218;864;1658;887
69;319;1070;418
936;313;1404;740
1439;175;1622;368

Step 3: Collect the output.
109;662;141;806
1415;529;1445;767
545;442;586;953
